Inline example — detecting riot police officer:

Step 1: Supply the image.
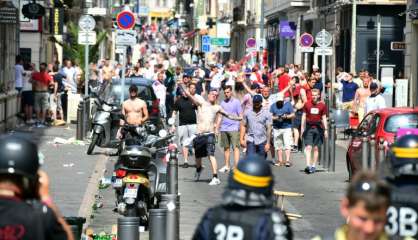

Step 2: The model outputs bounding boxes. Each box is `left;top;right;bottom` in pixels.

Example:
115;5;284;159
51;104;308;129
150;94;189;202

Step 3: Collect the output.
0;135;73;239
192;154;293;240
379;134;418;240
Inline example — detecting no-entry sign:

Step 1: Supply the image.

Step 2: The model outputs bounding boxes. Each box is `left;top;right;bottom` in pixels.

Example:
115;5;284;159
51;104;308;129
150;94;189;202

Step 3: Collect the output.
116;10;135;30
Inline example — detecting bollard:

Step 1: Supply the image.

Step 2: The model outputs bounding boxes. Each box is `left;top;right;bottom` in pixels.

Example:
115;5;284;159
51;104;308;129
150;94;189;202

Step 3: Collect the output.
370;135;376;171
324;119;330;171
117;217;140;240
167;148;178;195
83;97;91;138
76;101;84;141
162;194;179;240
361;132;369;170
64;217;86;240
378;138;386;164
160;193;180;238
319;143;324;166
330;119;336;172
149;209;166;240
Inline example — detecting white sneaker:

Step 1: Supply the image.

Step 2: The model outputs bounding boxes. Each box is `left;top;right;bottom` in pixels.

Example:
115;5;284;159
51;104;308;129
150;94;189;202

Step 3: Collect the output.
208;177;221;186
218;166;230;173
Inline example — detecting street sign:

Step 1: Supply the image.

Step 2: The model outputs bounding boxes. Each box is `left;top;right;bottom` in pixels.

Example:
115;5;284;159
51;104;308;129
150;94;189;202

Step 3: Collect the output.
246;38;256;48
211;38;230;46
315;47;333;55
212;46;230;52
137;6;149;16
202;35;211;53
246;47;257;52
78;15;95;31
301;47;314;52
315;29;332;47
78;31;96;45
87;8;106;16
257;39;266;49
390;41;406;51
300;33;314;47
116;10;135;30
116;30;137;46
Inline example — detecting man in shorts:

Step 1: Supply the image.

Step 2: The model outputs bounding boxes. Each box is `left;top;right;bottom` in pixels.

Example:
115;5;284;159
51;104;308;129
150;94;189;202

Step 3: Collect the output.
301;89;328;174
32;63;52;128
171;83;203;167
216;85;242;172
183;87;242;186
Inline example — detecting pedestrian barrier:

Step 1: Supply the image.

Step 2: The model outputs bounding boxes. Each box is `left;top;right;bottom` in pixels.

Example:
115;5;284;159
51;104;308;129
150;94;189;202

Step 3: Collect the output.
378;138;386;164
117;216;140;240
149;208;167;240
361;132;370;170
160;194;180;240
76;100;84;141
324;118;330;170
83;97;91;139
274;191;304;220
370;135;376;171
167;145;178;195
329;119;336;172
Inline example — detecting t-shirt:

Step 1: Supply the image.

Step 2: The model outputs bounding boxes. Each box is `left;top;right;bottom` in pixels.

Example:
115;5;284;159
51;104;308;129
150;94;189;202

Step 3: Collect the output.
314;81;323;93
270;101;293;129
53;73;65;93
278;73;290;96
210;72;224;89
243;108;272;144
220;98;242;132
365;94;386;113
196;98;222;133
173;96;197;125
0;197;67;240
342;81;358;102
22;70;33;91
60;67;77;93
32;71;52;88
303;101;326;126
15;64;24;88
303;85;313;102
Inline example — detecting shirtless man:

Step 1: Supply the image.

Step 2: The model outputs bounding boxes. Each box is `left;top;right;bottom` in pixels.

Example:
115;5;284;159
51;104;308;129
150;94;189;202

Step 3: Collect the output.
120;84;149;129
353;77;371;122
101;59;115;84
183;87;241;186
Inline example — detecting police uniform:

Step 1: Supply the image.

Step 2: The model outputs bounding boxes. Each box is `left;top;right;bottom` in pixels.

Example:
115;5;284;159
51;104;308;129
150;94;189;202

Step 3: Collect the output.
192;154;293;240
0;135;68;240
380;134;418;240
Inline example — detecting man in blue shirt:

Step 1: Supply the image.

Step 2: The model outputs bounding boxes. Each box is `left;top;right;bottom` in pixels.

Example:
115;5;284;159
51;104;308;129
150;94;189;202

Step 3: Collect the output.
341;73;358;111
270;94;294;167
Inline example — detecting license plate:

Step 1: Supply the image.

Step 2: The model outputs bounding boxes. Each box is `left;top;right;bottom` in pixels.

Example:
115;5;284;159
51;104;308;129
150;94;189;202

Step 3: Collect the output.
113;179;122;188
123;185;138;198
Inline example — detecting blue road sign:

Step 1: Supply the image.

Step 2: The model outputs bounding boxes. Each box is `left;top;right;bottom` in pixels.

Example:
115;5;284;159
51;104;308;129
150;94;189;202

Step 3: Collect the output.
202;35;211;45
202;44;211;53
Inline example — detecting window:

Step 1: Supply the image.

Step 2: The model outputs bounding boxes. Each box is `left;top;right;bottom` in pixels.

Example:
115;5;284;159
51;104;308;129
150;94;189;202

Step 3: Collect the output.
358;113;374;132
368;115;380;135
384;113;418;133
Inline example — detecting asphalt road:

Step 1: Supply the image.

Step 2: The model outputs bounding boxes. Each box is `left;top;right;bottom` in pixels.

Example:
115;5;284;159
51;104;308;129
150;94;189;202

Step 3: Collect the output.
88;141;349;239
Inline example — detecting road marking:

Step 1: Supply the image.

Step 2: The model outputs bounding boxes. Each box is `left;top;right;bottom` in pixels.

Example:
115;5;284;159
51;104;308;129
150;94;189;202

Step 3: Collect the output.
78;151;109;225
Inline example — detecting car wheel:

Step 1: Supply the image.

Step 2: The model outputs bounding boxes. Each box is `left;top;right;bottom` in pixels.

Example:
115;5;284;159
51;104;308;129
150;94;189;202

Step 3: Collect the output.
346;153;353;181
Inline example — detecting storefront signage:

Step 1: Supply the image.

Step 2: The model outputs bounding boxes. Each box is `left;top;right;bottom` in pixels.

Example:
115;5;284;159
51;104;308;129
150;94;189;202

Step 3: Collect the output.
279;21;296;39
0;3;17;24
50;8;64;35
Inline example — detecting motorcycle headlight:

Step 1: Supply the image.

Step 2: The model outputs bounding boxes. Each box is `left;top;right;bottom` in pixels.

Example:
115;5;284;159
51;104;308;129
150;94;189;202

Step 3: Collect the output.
159;129;168;138
102;104;112;111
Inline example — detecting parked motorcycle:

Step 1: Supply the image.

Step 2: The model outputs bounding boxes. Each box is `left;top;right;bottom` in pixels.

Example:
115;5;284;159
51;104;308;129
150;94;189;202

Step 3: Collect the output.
87;96;121;155
112;119;175;227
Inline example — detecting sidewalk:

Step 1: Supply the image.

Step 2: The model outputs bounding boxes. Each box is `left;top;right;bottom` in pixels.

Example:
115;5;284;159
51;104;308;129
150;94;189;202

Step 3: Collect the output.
12;124;109;219
88;144;348;239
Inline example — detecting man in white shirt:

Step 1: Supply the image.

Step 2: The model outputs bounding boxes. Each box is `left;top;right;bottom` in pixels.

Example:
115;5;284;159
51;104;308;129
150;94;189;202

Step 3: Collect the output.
365;82;386;114
152;72;167;118
15;56;24;92
209;65;223;90
60;59;77;93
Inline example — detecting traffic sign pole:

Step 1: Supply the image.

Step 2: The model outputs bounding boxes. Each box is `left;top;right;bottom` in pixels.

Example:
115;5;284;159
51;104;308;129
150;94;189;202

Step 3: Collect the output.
120;46;127;104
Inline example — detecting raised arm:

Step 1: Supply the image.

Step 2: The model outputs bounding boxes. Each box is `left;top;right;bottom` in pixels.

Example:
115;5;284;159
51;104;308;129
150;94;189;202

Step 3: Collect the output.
236;74;256;95
218;107;243;121
182;84;202;107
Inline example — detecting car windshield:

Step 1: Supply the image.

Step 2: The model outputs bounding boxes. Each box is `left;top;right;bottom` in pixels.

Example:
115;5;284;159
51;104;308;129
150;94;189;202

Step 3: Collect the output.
384;113;418;133
100;84;153;106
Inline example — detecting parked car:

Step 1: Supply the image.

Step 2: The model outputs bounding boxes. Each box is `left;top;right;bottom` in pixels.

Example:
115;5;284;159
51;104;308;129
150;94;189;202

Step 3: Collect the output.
346;107;418;179
102;77;164;131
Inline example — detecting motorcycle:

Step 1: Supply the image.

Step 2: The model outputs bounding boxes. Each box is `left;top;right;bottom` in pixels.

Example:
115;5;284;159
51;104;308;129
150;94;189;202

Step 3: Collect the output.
87;96;121;155
112;119;176;227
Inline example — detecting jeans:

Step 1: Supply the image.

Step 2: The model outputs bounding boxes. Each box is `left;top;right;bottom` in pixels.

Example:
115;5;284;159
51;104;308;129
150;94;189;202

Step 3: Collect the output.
246;141;267;159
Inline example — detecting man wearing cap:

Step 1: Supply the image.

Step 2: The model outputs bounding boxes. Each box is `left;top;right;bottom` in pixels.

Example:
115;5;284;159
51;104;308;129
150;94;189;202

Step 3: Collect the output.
365;82;386;114
240;94;273;159
270;93;294;167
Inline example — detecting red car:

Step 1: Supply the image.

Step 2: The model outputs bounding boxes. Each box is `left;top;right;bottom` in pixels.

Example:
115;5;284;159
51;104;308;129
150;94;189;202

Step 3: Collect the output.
346;107;418;179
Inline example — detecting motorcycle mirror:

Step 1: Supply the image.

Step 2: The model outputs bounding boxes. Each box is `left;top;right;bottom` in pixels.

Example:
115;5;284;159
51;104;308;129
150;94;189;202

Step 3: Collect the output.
159;129;168;138
168;118;175;125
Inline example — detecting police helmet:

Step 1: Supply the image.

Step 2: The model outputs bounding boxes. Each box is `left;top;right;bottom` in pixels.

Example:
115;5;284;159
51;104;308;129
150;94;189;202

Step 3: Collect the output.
389;134;418;177
0;135;40;178
223;154;274;207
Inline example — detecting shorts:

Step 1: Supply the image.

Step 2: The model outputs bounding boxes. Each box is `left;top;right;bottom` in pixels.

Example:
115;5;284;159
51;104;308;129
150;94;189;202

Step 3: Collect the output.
292;110;303;128
22;91;34;107
303;127;323;147
273;128;293;150
178;124;197;146
342;101;354;111
193;133;216;158
219;131;240;149
49;93;63;112
34;92;50;112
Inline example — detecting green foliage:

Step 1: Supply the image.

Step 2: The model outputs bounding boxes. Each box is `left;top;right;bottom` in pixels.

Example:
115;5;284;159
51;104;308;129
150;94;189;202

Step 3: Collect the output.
49;21;107;69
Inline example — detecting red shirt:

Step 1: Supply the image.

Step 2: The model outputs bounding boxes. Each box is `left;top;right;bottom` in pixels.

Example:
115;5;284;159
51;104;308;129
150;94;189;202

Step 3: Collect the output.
303;101;326;124
278;73;290;97
32;71;52;87
303;84;313;102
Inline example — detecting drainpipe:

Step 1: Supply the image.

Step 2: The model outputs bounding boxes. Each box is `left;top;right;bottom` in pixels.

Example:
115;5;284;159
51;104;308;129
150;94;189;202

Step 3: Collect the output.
350;0;357;73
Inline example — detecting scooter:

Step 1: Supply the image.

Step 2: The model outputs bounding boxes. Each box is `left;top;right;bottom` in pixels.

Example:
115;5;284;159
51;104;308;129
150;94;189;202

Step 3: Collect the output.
112;120;175;227
87;96;121;155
